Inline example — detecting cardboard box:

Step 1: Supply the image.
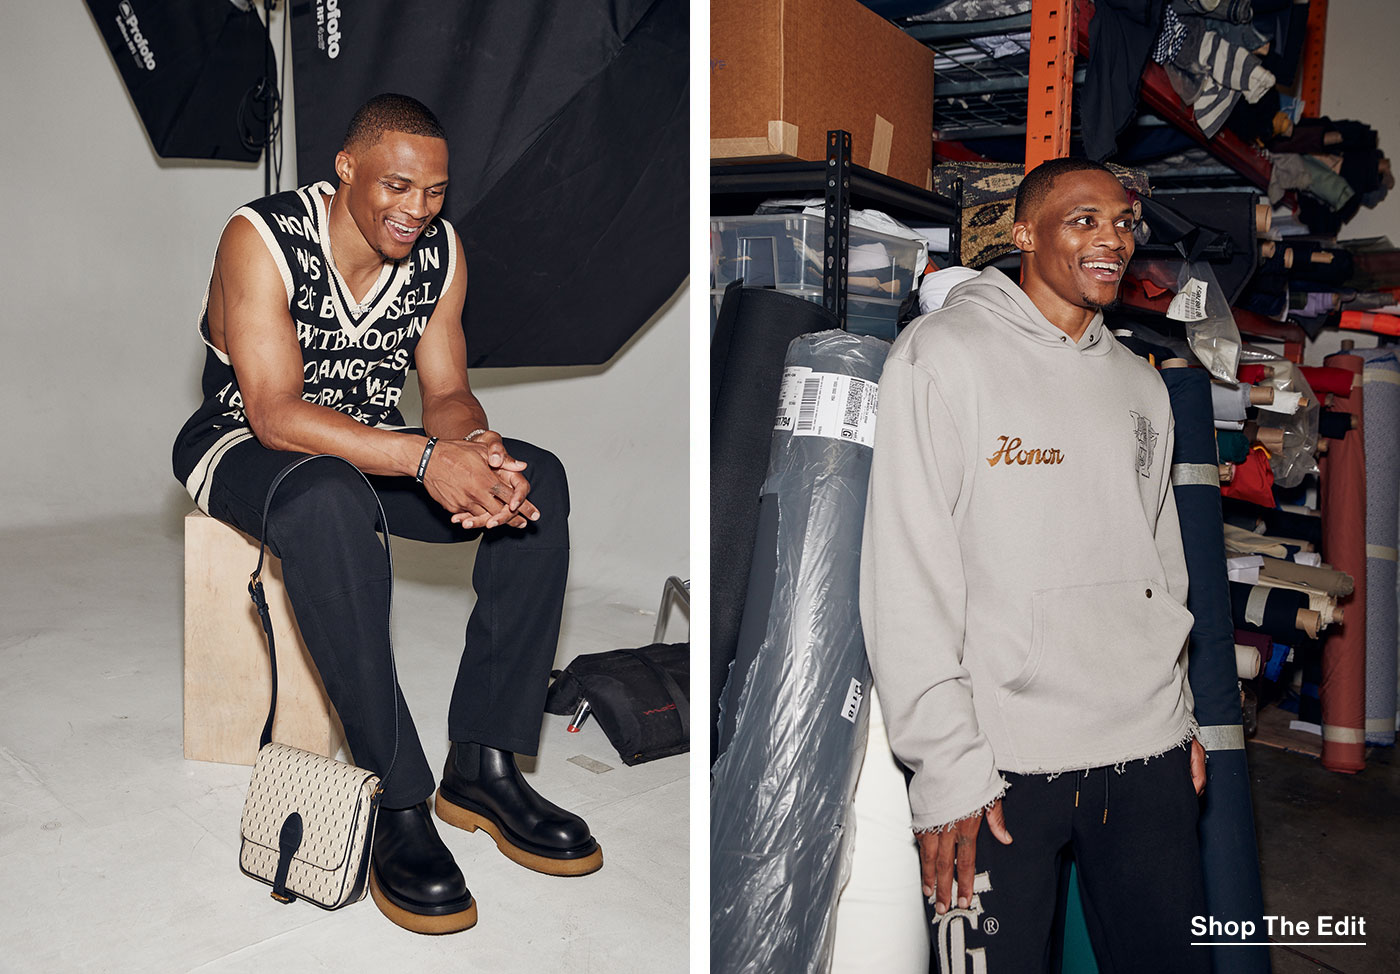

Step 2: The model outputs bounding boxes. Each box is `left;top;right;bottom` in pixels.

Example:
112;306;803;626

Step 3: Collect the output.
711;0;935;190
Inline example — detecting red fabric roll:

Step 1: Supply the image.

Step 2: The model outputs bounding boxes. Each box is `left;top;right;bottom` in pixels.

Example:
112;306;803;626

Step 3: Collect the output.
1301;365;1358;398
1237;364;1271;385
1318;353;1367;773
1234;629;1271;654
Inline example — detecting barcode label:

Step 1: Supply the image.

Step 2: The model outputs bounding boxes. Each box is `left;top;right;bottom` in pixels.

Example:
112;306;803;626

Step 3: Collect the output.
790;371;880;447
1167;277;1209;322
773;366;812;431
795;377;822;432
843;380;864;427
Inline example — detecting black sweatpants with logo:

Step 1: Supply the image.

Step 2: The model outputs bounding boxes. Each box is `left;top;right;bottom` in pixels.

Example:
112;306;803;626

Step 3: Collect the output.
201;431;569;808
927;746;1210;974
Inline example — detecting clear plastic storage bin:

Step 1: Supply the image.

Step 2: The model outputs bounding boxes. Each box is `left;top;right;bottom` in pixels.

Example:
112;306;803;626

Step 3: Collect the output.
710;288;902;342
709;214;922;303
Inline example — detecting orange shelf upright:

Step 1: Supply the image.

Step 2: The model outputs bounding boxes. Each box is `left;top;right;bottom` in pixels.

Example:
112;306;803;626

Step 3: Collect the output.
1025;0;1077;172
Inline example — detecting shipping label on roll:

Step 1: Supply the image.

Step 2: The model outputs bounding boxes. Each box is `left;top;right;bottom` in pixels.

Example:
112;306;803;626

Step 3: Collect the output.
792;371;879;447
841;677;865;723
1167;278;1209;322
773;366;812;432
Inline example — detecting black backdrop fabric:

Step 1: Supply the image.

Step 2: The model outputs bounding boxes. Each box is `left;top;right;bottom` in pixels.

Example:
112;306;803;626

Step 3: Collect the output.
289;0;688;368
710;286;839;760
84;0;272;161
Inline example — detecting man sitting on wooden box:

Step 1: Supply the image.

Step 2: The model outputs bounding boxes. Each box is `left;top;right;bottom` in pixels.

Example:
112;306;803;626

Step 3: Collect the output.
172;93;602;935
860;158;1209;973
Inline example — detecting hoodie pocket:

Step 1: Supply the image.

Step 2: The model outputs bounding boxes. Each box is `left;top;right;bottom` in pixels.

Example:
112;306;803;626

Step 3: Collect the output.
996;578;1194;764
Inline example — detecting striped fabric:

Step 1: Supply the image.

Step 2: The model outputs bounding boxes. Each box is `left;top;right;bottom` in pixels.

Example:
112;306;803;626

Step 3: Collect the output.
1169;17;1275;138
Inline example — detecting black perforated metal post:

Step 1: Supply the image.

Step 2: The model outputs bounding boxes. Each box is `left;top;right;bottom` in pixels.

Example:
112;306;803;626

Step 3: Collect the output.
823;130;852;329
950;175;964;267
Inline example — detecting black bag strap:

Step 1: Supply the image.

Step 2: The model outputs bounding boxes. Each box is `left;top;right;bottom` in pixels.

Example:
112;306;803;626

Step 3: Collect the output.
616;647;689;739
247;454;400;791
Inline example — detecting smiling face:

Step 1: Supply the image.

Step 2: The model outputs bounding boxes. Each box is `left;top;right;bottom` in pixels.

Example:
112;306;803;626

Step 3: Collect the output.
1013;168;1136;313
333;130;449;262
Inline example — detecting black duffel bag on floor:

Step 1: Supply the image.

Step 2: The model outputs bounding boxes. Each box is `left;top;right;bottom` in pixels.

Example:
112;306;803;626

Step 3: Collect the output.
545;642;689;766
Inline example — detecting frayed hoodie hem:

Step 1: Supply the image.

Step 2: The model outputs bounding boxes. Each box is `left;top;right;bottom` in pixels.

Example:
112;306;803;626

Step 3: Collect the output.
1029;721;1202;781
912;777;1012;835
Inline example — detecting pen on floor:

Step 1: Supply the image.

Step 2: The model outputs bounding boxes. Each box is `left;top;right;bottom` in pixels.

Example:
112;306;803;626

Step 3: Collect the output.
568;699;592;733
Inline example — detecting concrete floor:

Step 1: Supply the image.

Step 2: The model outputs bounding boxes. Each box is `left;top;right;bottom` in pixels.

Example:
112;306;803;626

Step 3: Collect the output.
1249;739;1400;974
0;515;688;972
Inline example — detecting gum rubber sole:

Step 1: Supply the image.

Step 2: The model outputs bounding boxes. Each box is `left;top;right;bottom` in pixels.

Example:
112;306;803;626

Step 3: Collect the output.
435;790;605;877
369;871;478;934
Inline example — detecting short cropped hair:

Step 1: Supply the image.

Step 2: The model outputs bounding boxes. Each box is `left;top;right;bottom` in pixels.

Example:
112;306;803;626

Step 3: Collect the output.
342;93;446;153
1014;158;1117;221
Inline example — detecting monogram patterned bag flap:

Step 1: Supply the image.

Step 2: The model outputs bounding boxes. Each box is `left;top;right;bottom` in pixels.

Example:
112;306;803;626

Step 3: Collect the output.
235;456;400;910
239;743;381;909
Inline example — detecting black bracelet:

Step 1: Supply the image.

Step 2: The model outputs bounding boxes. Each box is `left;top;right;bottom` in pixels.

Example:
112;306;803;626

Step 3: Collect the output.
415;436;439;483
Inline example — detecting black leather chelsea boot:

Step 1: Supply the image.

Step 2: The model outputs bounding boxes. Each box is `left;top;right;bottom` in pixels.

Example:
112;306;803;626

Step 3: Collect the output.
369;800;478;934
435;742;604;877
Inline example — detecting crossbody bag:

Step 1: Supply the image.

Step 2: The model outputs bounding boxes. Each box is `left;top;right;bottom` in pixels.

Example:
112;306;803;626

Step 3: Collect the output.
236;454;399;909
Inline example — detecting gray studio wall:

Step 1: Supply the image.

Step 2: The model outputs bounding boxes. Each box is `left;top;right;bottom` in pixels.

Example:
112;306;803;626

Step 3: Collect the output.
0;3;688;605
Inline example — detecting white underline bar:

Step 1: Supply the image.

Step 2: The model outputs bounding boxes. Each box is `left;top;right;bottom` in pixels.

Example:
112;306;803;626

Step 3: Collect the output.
1190;942;1368;947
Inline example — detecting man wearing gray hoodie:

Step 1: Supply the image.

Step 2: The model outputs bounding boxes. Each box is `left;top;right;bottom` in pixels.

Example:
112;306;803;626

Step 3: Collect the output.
860;158;1208;973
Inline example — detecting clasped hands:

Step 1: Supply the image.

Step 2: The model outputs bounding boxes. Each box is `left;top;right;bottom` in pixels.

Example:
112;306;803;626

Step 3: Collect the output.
421;431;540;530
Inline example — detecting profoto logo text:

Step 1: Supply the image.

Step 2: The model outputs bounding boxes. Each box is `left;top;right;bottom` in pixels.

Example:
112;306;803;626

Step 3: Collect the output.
316;0;344;59
115;2;156;71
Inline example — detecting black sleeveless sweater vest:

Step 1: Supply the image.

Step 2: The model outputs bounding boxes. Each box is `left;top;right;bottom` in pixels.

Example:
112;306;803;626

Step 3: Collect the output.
174;180;456;510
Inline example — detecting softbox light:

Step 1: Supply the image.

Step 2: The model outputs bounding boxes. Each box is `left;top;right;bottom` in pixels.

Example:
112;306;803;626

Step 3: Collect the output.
84;0;275;162
290;0;689;368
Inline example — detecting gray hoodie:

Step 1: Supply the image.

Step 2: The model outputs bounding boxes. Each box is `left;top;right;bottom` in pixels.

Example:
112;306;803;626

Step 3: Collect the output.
859;267;1197;832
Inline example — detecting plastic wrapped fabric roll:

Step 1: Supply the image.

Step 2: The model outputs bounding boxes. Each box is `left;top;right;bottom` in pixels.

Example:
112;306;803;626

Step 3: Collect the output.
1240;350;1320;488
711;286;838;759
1357;349;1400;745
711;331;889;974
1210;380;1251;425
1319;353;1367;772
1160;366;1269;974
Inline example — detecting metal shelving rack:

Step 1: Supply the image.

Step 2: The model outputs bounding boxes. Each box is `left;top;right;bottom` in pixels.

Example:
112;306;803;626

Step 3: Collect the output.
710;132;960;329
709;0;1333;333
913;0;1290;190
905;0;1342;360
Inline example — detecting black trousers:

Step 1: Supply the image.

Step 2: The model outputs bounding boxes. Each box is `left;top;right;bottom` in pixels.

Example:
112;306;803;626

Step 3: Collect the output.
927;747;1210;974
202;431;569;808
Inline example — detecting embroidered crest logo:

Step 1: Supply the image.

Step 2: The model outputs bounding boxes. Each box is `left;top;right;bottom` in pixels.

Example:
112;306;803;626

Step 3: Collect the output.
1130;411;1158;478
